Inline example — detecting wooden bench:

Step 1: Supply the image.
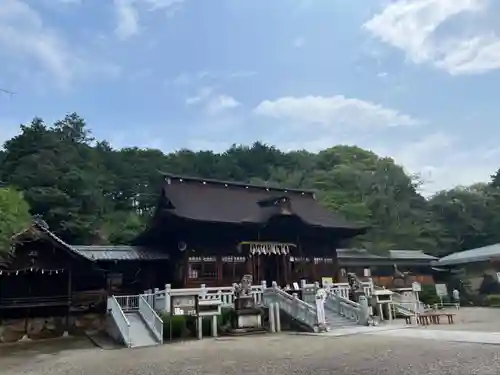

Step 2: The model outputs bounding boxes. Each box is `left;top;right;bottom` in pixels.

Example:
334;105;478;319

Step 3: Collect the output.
404;313;455;325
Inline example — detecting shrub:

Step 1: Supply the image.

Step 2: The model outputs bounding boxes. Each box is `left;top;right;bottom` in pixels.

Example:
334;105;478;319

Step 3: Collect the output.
162;314;189;340
219;307;235;326
464;294;487;307
161;307;236;340
486;294;500;307
418;285;440;306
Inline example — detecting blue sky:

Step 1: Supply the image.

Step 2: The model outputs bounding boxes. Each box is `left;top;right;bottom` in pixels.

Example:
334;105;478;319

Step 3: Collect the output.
1;0;500;195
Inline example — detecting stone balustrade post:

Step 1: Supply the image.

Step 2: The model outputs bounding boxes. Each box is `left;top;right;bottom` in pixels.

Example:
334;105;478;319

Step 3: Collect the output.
292;293;299;318
164;284;171;313
275;302;281;332
153;288;159;308
269;302;276;332
200;284;207;299
358;295;370;325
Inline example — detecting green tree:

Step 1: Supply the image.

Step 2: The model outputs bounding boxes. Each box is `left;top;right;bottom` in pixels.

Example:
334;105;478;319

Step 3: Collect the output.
3;113;500;256
0;187;31;253
2;115;110;244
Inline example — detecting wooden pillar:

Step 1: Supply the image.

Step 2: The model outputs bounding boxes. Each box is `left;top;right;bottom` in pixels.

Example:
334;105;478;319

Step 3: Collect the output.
67;268;72;330
282;255;288;285
246;256;252;274
216;255;222;286
332;245;340;282
183;253;189;288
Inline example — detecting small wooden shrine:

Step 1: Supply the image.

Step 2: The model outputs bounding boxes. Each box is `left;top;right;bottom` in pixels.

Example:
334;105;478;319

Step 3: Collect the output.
0;220;169;320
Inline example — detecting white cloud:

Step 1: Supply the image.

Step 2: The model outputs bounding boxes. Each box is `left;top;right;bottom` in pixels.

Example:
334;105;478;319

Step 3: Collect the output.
254;95;419;130
379;132;498;195
0;0;119;89
168;70;257;86
114;0;185;39
251;95;498;194
114;0;140;40
0;0;81;88
185;86;213;105
205;95;240;115
186;87;240;115
363;0;500;75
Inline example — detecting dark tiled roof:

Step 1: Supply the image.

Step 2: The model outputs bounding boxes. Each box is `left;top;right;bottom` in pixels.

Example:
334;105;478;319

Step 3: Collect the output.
160;173;367;234
437;243;500;266
337;249;384;259
72;245;169;261
11;221;96;263
388;250;437;260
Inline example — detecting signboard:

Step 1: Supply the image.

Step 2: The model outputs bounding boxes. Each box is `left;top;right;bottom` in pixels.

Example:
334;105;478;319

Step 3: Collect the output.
197;299;222;316
412;282;421;292
171;295;198;316
435;283;448;297
321;277;333;287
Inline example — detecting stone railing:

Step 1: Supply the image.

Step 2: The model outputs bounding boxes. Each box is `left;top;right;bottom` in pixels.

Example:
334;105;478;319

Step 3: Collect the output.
328;281;373;298
143;279;376;314
145;282;266;313
300;280;373;299
262;285;317;330
325;292;360;321
390;290;427;312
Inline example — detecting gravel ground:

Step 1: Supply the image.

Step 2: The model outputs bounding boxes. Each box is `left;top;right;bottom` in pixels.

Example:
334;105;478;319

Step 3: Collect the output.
1;334;500;375
415;307;500;331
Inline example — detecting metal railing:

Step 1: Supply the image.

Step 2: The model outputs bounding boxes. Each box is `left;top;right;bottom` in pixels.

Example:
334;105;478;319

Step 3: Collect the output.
108;296;131;347
138;295;163;344
114;295;140;312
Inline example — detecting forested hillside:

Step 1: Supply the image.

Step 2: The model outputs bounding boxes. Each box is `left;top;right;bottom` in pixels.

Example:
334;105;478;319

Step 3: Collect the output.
2;113;500;256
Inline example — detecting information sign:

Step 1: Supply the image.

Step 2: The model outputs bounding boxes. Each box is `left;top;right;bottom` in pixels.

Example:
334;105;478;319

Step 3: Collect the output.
171;295;198;316
435;283;448;297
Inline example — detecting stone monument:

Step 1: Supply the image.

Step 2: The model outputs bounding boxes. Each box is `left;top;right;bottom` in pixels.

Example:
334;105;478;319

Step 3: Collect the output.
347;272;366;302
392;264;411;289
230;274;264;334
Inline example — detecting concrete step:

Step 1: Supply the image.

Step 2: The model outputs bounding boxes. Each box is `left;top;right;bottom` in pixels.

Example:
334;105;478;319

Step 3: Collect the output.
325;312;359;329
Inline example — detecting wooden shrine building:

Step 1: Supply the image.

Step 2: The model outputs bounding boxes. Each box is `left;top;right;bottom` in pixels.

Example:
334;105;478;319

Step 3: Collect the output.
134;173;367;288
1;174;440;319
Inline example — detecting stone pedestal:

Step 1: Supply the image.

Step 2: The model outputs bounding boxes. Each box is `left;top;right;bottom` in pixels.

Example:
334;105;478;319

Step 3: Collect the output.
230;296;264;335
235;295;256;311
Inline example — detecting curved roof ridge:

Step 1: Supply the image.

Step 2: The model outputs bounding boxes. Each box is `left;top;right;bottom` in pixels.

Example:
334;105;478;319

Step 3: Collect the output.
160;171;315;196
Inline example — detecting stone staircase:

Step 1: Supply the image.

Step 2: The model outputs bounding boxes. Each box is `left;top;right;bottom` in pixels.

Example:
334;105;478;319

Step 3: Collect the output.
263;286;366;333
325;307;359;329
